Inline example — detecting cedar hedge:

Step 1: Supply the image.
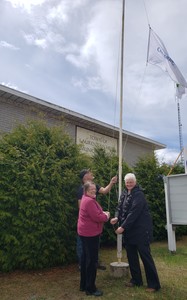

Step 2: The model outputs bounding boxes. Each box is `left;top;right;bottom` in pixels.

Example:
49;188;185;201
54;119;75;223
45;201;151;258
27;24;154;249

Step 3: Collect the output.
0;121;186;271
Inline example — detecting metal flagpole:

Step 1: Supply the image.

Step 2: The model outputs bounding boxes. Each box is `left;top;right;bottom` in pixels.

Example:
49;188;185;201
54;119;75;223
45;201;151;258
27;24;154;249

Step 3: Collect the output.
176;95;184;164
117;0;125;264
110;0;129;277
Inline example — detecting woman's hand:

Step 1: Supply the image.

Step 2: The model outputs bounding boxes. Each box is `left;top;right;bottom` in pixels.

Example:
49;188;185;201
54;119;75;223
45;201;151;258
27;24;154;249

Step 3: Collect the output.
110;217;118;225
115;226;124;234
104;211;110;220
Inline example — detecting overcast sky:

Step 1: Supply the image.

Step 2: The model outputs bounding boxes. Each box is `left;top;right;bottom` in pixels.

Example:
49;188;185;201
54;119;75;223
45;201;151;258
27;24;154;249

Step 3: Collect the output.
0;0;187;165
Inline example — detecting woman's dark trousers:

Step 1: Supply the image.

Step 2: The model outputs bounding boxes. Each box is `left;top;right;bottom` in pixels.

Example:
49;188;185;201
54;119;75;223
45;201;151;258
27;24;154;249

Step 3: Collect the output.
80;235;100;293
125;242;161;290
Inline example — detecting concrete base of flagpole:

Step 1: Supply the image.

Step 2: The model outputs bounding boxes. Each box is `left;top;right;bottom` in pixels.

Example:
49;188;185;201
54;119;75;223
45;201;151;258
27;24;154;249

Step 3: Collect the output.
110;262;129;278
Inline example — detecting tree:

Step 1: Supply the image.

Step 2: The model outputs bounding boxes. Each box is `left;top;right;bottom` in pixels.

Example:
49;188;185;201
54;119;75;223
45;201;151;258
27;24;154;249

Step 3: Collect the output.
0;120;88;271
134;154;187;240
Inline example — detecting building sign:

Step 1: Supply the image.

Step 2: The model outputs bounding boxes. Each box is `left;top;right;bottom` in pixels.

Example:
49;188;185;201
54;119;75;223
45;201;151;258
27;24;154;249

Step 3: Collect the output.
76;127;117;156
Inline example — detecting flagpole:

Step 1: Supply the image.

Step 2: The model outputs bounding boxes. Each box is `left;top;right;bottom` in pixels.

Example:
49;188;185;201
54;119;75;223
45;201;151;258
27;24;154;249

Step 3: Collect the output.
119;0;125;200
146;25;151;65
116;0;125;264
176;92;184;164
110;0;129;277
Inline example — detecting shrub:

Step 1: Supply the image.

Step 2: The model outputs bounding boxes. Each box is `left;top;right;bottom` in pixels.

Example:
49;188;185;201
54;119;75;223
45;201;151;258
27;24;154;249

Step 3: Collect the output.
0;120;87;271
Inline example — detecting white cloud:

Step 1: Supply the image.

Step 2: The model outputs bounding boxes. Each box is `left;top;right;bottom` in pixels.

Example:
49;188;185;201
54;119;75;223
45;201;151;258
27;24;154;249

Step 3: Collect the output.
6;0;46;12
66;54;89;69
81;1;122;93
46;2;69;24
24;34;47;49
72;76;103;92
1;82;27;94
0;41;19;50
155;148;182;165
1;82;18;89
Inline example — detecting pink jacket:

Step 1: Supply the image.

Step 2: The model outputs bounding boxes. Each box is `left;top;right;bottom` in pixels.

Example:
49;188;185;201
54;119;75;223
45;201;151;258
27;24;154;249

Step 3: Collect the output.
77;194;108;237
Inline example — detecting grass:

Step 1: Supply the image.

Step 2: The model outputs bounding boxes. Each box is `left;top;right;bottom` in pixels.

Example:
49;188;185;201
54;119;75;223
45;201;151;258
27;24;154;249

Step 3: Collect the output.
0;236;187;300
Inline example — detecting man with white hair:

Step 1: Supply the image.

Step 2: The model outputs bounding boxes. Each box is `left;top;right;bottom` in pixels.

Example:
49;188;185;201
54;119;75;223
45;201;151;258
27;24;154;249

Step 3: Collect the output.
110;173;161;293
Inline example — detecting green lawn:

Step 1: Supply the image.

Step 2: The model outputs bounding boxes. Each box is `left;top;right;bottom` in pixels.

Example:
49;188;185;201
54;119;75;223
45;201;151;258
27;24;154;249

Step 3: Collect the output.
0;236;187;300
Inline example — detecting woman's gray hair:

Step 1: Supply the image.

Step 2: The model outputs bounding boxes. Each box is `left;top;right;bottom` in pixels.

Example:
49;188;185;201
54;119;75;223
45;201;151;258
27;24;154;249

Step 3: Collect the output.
84;181;95;193
124;173;136;182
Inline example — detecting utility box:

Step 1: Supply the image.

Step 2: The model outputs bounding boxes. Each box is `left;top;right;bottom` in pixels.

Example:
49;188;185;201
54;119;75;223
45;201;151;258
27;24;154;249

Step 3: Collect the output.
164;173;187;252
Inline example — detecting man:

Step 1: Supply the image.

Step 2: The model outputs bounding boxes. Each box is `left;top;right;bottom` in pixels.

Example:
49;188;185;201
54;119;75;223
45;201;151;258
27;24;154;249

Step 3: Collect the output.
77;169;117;270
110;173;161;292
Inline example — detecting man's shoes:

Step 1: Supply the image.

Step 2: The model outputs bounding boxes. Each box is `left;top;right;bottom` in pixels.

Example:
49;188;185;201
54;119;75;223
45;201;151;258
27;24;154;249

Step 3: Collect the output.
125;282;135;287
125;282;142;288
97;264;106;270
146;288;157;293
86;289;103;296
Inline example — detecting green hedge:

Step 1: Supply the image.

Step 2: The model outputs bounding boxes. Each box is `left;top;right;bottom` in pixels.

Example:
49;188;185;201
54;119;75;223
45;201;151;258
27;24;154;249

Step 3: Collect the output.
0;121;88;271
0;121;186;271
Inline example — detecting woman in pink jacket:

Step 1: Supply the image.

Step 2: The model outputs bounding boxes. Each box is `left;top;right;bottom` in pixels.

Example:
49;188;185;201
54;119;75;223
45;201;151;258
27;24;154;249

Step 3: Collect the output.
77;181;110;297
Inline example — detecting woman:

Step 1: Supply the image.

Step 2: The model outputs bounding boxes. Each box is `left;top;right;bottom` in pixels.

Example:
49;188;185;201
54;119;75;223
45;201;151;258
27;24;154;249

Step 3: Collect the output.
110;173;161;292
77;181;110;297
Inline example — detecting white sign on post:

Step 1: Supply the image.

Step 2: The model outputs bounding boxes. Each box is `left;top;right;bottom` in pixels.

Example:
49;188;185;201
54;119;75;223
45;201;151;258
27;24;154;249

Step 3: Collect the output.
164;173;187;252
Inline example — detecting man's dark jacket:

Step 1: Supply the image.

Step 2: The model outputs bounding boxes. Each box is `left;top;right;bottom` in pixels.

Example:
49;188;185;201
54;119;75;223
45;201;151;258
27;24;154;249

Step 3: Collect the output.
115;185;153;245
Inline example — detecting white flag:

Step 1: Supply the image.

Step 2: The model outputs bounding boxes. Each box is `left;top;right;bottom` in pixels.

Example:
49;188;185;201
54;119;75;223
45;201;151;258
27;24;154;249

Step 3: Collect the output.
147;27;187;88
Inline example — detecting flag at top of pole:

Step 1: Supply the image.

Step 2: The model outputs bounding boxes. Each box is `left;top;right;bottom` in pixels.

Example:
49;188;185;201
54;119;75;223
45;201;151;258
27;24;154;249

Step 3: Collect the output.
147;26;187;98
